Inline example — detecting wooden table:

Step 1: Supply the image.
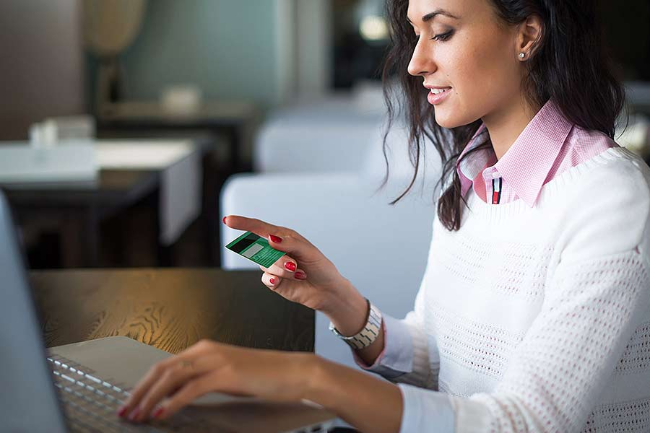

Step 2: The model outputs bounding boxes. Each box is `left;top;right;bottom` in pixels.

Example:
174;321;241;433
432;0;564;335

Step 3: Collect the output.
30;268;315;353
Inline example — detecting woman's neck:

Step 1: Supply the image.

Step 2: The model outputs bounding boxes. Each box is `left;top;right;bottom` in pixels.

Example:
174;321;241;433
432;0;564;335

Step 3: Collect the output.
481;96;540;160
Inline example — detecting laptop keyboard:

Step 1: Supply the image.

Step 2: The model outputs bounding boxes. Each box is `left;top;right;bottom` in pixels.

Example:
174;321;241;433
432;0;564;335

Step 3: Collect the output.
46;355;223;432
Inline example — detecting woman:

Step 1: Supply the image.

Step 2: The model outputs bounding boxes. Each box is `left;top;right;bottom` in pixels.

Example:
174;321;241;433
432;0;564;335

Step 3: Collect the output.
118;0;650;431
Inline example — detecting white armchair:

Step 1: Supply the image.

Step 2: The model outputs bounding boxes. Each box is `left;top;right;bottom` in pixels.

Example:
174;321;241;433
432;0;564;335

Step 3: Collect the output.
254;120;382;174
221;117;443;371
253;94;385;174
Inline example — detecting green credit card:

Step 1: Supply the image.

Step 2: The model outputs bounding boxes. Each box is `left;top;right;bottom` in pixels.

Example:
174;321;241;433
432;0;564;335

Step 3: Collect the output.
225;231;286;268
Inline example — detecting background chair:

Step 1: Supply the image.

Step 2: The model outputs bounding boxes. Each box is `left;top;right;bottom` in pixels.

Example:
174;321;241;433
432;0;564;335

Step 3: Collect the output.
253;93;385;174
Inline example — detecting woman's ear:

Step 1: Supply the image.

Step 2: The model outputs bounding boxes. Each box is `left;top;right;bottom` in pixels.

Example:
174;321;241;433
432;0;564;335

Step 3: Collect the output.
516;14;543;58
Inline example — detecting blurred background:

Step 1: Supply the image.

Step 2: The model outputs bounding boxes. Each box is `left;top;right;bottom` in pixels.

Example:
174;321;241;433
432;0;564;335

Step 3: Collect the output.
0;0;399;270
1;0;649;376
2;0;648;271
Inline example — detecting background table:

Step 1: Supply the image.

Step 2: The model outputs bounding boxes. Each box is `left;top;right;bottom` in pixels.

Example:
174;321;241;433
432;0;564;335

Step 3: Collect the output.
2;139;211;268
99;101;260;172
7;169;161;268
30;268;314;353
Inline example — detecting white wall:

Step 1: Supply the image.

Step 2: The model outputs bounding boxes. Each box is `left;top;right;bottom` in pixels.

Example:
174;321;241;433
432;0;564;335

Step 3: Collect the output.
120;0;332;108
274;0;297;104
295;0;332;97
122;0;293;107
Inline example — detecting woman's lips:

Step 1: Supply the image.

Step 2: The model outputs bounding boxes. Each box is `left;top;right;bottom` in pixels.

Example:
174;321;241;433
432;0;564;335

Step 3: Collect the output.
427;87;452;105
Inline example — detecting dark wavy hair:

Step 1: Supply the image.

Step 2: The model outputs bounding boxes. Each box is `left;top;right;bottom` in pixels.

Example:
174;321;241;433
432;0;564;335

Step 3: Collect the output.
381;0;627;231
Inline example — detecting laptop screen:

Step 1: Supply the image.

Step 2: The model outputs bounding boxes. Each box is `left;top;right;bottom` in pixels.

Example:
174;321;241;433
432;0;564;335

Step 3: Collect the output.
0;190;67;432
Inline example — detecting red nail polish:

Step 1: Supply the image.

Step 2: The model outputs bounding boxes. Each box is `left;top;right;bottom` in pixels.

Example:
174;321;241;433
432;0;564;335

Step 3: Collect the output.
222;216;227;224
269;277;276;285
152;407;165;419
117;405;128;417
284;262;296;272
295;271;307;280
129;407;141;422
269;235;282;243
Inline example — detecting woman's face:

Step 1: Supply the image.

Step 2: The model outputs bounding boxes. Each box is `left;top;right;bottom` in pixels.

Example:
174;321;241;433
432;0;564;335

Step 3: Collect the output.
407;0;524;128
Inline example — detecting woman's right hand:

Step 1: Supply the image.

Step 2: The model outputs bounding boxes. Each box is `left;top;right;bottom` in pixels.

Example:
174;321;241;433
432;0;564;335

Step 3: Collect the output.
223;215;368;335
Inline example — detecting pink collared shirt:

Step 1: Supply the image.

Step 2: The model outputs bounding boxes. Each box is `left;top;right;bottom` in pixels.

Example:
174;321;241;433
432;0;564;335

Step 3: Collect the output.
457;99;618;206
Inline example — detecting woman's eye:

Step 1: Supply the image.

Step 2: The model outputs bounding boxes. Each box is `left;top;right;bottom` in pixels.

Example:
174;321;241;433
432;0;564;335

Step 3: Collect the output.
431;30;454;41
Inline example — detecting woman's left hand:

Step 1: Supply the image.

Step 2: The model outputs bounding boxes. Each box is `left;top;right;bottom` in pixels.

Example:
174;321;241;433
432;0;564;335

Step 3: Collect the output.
118;339;317;423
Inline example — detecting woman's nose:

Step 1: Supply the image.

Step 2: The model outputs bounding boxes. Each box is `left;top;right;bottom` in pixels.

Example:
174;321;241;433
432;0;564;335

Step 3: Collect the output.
407;39;436;77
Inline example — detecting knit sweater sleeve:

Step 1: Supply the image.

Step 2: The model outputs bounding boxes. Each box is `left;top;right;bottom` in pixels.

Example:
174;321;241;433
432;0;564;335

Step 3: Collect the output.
395;288;441;389
399;161;650;432
354;220;442;390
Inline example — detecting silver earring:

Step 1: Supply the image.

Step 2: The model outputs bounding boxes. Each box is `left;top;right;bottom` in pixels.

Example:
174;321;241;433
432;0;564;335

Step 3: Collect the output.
518;52;526;59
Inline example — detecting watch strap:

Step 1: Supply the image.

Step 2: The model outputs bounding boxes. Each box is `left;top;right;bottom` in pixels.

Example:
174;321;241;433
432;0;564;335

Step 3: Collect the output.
329;299;382;350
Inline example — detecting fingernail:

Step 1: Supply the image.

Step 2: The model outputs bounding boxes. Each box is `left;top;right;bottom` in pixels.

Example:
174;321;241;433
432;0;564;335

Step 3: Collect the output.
295;271;307;280
117;405;128;417
222;216;227;224
284;262;296;272
129;407;141;422
269;277;276;285
152;407;165;419
269;235;282;243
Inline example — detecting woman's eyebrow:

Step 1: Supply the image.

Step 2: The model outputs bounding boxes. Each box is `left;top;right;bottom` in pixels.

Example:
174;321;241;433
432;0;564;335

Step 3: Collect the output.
407;8;460;24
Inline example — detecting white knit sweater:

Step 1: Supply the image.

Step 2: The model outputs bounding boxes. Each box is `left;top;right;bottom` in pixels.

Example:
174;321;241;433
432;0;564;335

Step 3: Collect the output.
380;147;650;432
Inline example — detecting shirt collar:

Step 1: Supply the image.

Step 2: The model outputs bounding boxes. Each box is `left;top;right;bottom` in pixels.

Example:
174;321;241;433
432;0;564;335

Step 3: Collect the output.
456;99;574;207
457;123;491;198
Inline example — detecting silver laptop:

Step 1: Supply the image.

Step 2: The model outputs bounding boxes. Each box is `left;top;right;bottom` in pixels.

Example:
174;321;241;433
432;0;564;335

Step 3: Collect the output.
0;189;336;432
